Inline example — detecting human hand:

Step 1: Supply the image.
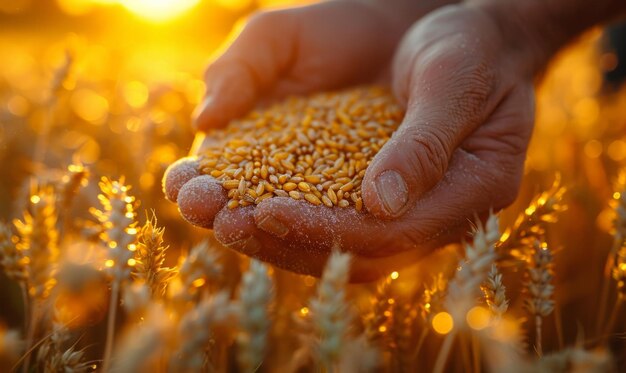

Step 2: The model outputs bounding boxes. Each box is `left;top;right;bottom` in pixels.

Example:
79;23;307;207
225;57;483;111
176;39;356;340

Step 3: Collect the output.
164;3;535;281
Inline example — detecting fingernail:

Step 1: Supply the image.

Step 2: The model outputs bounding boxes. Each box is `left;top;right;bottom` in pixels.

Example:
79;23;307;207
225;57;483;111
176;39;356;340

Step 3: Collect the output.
257;214;289;238
374;170;408;216
225;236;262;255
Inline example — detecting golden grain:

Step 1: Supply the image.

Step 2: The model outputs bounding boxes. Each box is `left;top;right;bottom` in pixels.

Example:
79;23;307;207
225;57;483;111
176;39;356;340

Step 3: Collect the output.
197;86;403;210
327;189;338;205
223;180;240;190
283;182;298;192
298;182;311;193
304;193;322;206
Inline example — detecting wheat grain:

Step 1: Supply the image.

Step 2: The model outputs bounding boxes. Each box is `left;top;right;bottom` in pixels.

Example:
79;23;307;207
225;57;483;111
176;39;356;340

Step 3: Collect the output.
197;86;403;209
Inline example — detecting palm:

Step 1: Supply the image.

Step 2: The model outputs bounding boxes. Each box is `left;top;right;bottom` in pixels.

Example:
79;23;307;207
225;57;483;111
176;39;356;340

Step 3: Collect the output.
166;5;535;281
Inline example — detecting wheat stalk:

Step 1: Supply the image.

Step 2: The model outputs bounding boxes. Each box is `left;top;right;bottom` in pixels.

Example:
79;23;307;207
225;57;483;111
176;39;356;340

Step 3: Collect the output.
599;174;626;336
172;240;222;302
604;240;626;335
36;308;90;373
32;51;73;175
363;276;393;347
170;291;235;371
0;222;27;284
421;273;447;324
524;240;555;356
498;177;565;257
389;297;419;370
337;334;380;373
533;347;611;373
14;187;59;373
434;213;500;373
14;187;59;301
446;213;500;320
122;281;151;319
57;163;89;237
111;305;172;372
237;259;273;373
132;211;176;298
309;251;352;370
0;327;22;366
91;177;137;372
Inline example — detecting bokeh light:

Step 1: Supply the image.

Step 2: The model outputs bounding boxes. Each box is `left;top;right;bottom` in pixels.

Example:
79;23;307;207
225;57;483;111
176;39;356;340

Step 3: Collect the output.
466;306;490;331
432;312;454;335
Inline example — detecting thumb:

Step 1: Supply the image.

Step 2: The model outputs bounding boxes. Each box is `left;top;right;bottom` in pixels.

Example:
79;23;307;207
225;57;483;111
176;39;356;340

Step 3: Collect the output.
362;59;498;218
193;10;297;131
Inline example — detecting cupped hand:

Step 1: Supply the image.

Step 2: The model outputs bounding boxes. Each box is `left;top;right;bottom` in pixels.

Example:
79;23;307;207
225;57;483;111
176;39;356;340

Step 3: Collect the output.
164;4;536;281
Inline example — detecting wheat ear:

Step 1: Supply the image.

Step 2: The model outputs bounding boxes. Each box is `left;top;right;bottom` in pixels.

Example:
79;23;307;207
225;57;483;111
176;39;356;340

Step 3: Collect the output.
237;260;273;373
310;251;352;370
482;264;509;319
524;240;555;356
132;211;176;298
91;177;137;371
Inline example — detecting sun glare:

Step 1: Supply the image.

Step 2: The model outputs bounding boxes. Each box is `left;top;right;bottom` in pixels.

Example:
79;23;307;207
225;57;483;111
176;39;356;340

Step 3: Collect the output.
56;0;201;21
118;0;201;22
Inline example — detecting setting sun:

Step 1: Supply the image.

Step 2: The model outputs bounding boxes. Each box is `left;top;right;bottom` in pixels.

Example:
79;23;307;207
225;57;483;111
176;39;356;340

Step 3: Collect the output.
118;0;200;22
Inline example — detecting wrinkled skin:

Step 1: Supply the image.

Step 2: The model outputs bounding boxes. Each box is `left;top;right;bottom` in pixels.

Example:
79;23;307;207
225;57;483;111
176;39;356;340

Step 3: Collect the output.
163;3;535;282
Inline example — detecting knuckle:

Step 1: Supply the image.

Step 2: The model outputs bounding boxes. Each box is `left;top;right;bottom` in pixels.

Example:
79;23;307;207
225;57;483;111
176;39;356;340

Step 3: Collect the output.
418;47;495;121
246;9;286;32
403;125;451;183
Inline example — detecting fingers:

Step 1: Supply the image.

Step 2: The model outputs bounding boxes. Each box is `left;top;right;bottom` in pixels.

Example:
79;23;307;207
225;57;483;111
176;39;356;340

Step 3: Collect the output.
252;197;417;257
212;205;331;276
162;157;200;202
213;202;430;282
177;175;228;229
193;10;297;132
193;60;258;132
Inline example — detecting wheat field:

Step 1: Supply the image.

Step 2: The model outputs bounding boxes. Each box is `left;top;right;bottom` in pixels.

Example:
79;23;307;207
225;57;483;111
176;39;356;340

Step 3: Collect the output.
1;1;626;372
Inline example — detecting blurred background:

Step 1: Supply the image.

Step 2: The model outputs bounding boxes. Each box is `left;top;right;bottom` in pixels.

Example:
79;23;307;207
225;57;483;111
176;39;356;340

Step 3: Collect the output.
1;0;626;368
0;0;319;338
